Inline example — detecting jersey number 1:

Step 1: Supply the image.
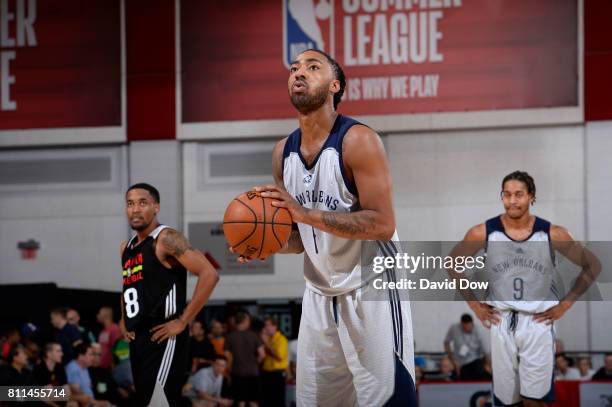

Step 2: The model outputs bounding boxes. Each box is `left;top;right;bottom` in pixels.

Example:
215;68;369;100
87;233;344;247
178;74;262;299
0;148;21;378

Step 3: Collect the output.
124;287;140;318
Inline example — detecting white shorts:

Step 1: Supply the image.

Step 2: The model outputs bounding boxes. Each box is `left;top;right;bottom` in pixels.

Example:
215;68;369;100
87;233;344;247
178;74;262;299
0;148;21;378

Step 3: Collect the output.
297;283;416;407
491;310;555;406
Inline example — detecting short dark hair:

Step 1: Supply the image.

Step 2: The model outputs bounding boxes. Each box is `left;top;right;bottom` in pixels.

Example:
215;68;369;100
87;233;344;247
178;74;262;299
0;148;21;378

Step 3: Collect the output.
214;355;228;362
43;342;61;359
74;343;90;358
302;49;346;110
7;344;25;364
460;314;473;324
50;307;68;318
126;183;160;203
263;316;278;326
501;171;536;204
235;312;249;325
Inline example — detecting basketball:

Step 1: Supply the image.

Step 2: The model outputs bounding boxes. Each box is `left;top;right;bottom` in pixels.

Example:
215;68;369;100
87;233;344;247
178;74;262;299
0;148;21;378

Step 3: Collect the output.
223;190;293;259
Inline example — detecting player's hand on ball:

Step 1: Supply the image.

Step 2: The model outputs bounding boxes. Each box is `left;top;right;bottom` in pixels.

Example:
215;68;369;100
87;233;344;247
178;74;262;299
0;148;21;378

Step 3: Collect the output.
471;302;500;329
150;318;187;343
533;301;570;325
228;245;267;263
255;184;306;222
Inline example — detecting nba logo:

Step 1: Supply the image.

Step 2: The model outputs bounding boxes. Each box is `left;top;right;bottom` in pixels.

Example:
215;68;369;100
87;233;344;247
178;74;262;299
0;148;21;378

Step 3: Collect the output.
283;0;334;68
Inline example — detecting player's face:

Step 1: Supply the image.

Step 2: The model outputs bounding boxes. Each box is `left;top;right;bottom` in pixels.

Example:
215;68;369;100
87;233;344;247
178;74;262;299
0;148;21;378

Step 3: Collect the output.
288;51;337;113
126;188;159;231
501;180;532;219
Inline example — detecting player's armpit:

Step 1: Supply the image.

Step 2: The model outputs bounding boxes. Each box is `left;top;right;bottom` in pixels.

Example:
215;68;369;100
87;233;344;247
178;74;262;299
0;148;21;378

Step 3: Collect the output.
272;137;288;187
278;229;304;254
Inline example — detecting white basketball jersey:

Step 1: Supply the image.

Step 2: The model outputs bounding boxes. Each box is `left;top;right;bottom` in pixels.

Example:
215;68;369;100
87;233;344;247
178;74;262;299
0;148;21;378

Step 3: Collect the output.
282;115;398;296
484;216;560;313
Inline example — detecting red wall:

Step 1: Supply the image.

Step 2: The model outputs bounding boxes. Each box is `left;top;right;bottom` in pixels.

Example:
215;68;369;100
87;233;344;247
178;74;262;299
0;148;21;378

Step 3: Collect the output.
584;0;612;121
126;0;175;140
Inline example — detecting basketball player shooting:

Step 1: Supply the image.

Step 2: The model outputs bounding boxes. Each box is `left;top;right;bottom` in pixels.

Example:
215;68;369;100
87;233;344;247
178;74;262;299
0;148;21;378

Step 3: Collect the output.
120;183;219;406
448;171;600;406
232;49;417;406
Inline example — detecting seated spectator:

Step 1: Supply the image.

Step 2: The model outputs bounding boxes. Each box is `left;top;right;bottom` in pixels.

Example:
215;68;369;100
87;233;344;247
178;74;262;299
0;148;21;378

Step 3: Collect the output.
592;353;612;381
0;328;21;363
51;307;83;365
96;306;121;370
184;355;233;407
90;343;130;406
24;339;40;369
555;354;580;380
576;357;596;381
209;320;226;358
427;356;458;382
190;320;216;373
111;338;134;395
65;343;110;407
67;307;97;345
414;365;423;386
33;342;67;387
444;314;489;380
0;344;34;386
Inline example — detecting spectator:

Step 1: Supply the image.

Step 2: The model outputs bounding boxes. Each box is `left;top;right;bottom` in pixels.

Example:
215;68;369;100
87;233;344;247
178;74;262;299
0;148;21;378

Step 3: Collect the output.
414;365;423;386
67;307;97;345
225;312;264;407
592;353;612;381
96;306;121;370
576;357;596;381
0;328;21;362
89;343;128;406
428;356;458;382
23;339;40;369
33;342;67;387
0;344;34;386
444;314;489;380
555;339;565;355
185;355;233;406
261;317;289;407
51;307;83;365
555;354;580;380
65;343;110;406
190;320;217;373
111;338;134;395
210;320;226;357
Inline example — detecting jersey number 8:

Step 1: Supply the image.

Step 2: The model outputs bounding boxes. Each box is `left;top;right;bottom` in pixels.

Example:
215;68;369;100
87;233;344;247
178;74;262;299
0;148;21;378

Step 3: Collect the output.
124;287;140;318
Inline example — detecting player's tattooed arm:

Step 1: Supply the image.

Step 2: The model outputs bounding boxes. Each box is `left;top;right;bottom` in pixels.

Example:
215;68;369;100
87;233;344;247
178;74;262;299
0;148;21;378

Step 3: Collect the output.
305;125;395;240
152;229;219;343
160;229;194;257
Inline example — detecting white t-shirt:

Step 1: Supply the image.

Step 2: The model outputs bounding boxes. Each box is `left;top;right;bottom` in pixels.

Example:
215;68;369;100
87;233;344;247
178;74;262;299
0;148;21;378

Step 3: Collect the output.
189;367;223;397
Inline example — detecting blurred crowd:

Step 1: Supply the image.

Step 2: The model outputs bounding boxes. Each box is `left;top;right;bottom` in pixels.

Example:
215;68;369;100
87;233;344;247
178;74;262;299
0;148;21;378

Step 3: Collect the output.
1;308;610;407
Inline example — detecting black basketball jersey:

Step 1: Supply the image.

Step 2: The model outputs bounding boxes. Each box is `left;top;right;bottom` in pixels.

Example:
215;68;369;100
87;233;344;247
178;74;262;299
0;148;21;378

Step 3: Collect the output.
121;225;187;331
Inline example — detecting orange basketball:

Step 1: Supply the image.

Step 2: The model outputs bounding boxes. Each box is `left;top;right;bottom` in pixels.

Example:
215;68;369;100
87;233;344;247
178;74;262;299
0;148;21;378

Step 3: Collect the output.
223;191;293;259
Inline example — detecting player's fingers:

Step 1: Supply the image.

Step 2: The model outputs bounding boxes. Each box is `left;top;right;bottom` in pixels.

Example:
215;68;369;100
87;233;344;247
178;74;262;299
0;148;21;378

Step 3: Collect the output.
228;246;235;253
253;184;277;192
270;200;288;208
150;324;165;332
260;191;282;199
